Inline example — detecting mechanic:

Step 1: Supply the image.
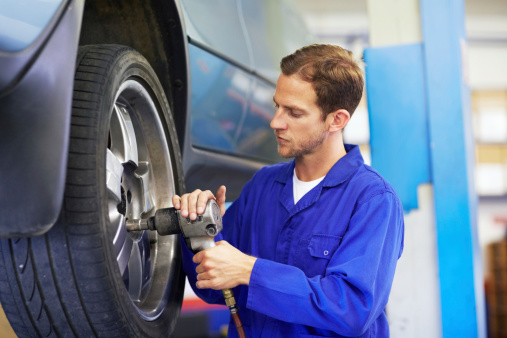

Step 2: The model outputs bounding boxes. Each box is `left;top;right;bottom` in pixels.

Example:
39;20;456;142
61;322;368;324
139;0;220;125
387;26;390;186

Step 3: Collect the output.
173;44;405;337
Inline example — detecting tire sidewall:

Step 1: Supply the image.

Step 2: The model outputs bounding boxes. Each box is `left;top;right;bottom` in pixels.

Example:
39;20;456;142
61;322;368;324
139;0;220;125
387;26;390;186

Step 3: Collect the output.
82;46;185;336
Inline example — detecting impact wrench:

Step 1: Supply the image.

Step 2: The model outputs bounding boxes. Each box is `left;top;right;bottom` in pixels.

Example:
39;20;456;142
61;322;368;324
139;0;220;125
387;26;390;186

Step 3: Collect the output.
126;199;246;338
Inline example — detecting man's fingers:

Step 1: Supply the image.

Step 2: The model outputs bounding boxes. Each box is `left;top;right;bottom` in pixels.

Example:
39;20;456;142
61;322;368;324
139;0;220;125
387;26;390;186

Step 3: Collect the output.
172;195;181;209
186;190;201;220
196;190;215;214
179;194;189;217
216;185;227;216
195;277;222;290
196;270;215;281
174;189;219;220
178;190;204;219
193;251;203;264
216;186;226;203
196;280;214;290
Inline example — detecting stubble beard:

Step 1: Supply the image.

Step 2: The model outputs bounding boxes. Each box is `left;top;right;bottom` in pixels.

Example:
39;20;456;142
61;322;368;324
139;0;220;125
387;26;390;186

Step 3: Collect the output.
277;128;329;159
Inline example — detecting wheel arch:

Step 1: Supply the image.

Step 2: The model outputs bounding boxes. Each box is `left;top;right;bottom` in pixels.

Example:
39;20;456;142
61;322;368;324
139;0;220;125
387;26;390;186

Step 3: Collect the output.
78;0;190;150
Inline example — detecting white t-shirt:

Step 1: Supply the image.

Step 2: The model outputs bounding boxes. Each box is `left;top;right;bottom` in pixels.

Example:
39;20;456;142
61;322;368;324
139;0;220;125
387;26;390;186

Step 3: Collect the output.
293;169;325;204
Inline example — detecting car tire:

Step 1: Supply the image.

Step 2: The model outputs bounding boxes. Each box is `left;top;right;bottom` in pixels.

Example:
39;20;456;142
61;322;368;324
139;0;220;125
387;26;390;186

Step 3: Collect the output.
0;44;185;337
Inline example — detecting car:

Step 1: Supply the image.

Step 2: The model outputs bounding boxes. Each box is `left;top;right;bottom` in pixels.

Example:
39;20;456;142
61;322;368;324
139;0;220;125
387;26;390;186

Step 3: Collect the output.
0;0;311;336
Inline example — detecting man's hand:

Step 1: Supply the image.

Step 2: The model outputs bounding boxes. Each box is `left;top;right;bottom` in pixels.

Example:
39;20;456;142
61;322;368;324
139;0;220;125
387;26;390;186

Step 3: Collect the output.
172;185;227;220
194;241;257;290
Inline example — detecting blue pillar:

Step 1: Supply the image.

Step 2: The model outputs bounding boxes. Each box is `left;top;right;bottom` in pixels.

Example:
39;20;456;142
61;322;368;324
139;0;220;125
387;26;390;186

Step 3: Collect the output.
365;0;486;336
420;0;485;336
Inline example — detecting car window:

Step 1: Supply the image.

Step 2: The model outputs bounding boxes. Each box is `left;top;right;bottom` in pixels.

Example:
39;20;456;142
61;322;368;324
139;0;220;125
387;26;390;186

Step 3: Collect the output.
188;43;249;154
236;78;284;163
180;0;251;68
239;0;313;83
189;44;284;163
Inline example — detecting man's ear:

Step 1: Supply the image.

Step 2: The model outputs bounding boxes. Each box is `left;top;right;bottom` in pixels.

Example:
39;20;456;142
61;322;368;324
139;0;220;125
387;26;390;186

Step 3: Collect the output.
326;109;350;132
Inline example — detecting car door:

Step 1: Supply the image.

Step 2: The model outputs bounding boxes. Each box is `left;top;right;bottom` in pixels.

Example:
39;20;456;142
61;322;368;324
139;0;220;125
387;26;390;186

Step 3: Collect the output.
180;0;260;200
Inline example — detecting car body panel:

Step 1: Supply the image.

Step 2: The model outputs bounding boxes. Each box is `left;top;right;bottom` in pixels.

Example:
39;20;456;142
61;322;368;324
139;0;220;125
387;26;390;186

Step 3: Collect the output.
0;0;65;53
0;0;84;236
0;0;69;91
181;0;312;83
240;0;313;83
179;0;252;70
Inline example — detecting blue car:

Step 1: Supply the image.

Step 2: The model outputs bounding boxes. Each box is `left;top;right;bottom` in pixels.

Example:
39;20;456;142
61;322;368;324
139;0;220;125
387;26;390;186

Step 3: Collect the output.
0;0;311;336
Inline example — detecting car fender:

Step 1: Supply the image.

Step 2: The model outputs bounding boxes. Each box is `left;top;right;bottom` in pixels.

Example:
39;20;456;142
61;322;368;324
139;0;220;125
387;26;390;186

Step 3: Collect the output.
0;0;85;236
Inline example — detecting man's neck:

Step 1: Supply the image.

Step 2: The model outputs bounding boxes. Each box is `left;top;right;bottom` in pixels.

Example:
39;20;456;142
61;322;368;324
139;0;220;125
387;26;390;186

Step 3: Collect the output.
294;139;347;182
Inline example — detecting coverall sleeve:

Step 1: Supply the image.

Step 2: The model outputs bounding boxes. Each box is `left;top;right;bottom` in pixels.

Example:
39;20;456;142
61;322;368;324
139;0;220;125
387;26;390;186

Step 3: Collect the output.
246;191;404;337
180;180;251;306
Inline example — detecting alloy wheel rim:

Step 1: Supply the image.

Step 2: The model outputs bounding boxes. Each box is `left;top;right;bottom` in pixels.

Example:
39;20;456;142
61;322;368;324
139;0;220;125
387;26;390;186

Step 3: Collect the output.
105;78;178;321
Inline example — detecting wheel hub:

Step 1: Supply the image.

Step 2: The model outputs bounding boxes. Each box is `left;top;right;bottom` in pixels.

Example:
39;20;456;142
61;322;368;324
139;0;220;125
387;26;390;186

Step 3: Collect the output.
105;79;179;321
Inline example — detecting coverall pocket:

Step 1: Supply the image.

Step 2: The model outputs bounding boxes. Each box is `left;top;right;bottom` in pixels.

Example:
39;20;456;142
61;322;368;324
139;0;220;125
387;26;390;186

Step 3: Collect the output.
295;234;343;277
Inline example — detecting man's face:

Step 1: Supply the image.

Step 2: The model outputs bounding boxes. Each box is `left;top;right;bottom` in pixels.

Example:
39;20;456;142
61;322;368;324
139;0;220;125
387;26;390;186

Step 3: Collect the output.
271;74;329;158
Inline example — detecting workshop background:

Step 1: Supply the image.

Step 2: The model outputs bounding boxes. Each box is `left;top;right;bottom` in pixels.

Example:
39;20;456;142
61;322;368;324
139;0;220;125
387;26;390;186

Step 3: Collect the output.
1;0;506;337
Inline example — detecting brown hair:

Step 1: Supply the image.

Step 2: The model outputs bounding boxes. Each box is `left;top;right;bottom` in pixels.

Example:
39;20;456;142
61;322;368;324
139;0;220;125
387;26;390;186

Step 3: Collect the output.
280;44;364;118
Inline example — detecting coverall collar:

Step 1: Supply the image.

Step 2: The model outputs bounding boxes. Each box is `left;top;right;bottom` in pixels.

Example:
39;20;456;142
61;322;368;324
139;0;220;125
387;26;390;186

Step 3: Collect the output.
275;144;364;187
275;144;365;214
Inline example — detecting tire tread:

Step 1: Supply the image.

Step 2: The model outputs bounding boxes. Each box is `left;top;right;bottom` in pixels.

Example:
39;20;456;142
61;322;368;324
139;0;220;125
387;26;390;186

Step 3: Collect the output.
0;44;184;337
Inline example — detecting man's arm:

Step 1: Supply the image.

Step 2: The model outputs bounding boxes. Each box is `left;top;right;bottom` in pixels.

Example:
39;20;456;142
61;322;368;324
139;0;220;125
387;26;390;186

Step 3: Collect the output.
193;240;256;289
175;185;256;303
180;235;226;305
181;182;258;290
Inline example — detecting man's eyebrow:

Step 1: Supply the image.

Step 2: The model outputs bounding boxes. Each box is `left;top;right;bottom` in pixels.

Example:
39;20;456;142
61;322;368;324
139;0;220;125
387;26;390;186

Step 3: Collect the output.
272;96;306;112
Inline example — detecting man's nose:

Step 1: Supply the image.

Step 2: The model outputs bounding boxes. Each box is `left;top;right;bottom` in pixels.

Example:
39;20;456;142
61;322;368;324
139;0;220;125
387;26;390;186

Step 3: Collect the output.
270;109;286;130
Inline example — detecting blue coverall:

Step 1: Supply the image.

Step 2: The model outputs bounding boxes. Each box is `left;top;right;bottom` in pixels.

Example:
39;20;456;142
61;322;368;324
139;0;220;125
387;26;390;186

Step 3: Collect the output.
182;144;405;337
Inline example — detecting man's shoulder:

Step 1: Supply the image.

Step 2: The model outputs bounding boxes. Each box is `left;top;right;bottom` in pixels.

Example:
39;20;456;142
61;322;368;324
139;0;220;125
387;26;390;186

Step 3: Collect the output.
349;164;399;202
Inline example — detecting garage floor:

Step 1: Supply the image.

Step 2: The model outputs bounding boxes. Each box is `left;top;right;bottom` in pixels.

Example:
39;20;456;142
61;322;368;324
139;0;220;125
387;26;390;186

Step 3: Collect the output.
0;304;16;338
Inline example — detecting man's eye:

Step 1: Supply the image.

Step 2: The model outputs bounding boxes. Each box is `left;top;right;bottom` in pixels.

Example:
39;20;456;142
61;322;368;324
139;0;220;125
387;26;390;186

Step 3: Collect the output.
290;110;302;118
273;103;279;109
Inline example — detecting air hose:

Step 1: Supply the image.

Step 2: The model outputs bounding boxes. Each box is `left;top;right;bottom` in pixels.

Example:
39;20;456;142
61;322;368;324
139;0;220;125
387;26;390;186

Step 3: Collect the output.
222;289;246;338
